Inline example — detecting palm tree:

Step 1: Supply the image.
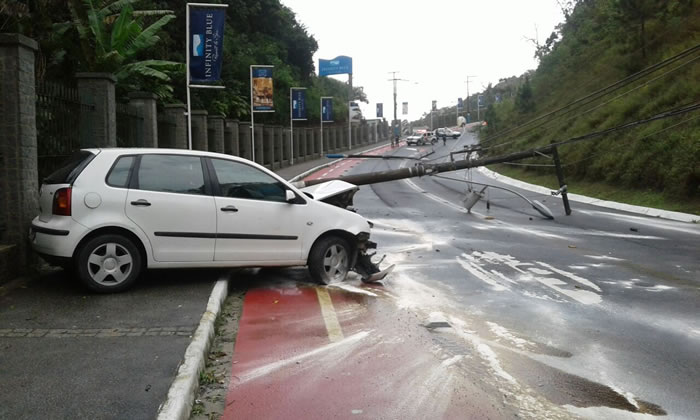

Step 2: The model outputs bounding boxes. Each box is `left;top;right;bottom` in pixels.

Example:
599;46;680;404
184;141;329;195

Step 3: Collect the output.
59;0;182;98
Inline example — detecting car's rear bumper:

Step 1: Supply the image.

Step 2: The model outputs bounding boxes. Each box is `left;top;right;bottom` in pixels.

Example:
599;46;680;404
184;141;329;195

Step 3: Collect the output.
30;217;87;258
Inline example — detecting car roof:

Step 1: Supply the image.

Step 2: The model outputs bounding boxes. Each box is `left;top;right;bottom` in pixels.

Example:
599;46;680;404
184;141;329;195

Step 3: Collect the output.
87;148;244;160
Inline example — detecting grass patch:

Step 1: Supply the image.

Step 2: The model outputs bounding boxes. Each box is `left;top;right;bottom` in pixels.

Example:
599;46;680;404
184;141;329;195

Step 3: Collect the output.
489;164;700;216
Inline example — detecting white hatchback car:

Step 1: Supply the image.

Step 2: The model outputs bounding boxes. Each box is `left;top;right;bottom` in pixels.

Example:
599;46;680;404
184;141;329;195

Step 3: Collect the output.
31;149;389;292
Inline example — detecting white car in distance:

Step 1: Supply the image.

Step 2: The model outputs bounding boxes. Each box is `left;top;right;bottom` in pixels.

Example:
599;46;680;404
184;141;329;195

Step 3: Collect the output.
31;149;390;292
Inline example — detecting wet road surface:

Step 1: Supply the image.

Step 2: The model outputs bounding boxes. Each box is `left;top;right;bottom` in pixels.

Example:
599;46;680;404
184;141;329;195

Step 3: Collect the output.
224;131;699;419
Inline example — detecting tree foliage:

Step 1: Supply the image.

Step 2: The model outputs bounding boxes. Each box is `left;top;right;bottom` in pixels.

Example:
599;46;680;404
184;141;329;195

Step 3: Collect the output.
2;0;362;124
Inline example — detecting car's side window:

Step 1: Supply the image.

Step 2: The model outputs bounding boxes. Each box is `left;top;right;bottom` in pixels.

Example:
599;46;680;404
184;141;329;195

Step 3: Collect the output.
210;158;287;202
106;156;135;188
137;155;205;195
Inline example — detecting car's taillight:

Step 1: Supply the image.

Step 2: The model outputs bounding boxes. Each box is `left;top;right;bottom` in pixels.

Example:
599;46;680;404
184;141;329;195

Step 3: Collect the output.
52;187;72;216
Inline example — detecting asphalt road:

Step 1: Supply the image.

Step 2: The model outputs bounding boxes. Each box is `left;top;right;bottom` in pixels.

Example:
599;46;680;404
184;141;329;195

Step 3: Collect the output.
219;130;698;419
342;130;700;418
0;268;222;419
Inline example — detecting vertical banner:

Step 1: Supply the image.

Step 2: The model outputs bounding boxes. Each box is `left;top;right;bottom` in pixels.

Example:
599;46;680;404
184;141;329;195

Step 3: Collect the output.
402;102;408;115
291;88;307;120
432;100;437;111
251;66;274;112
457;97;463;110
321;97;333;122
189;7;226;83
478;95;484;108
376;103;383;118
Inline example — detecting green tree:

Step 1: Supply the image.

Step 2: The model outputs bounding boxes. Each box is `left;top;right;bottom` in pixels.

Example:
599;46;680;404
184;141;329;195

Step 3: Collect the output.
515;77;535;114
59;0;181;98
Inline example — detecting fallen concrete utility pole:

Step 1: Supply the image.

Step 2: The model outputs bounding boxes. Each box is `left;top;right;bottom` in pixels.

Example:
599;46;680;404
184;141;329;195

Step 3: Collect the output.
291;144;571;218
293;146;557;188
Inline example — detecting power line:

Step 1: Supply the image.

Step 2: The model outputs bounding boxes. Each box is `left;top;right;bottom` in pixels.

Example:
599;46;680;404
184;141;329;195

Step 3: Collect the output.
479;44;700;146
484;53;700;151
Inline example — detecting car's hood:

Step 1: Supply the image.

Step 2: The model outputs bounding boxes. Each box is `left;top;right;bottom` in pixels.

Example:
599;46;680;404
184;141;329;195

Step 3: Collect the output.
300;180;359;201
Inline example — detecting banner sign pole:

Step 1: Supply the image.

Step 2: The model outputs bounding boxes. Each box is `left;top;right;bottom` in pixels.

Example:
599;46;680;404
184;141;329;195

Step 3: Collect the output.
321;96;333;156
290;87;307;165
186;2;228;150
250;65;274;162
318;55;352;150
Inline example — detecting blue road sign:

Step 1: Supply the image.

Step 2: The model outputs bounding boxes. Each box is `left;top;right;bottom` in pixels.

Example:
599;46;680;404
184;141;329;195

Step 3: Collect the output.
319;56;353;76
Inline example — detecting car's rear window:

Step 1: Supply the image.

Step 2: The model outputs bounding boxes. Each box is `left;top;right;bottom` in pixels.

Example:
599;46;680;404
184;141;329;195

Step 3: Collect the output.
44;151;95;185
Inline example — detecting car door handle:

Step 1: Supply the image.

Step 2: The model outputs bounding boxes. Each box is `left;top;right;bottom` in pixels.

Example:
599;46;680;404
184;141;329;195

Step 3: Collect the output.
220;205;238;213
130;199;151;207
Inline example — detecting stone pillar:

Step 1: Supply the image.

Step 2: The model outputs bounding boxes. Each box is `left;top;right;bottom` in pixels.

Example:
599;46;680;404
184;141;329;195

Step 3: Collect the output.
263;126;273;168
254;124;264;166
311;128;320;158
330;126;338;152
293;129;301;163
304;127;318;160
207;114;225;153
162;104;187;149
282;128;291;166
338;126;346;150
0;34;39;275
190;110;208;151
238;122;251;161
272;125;282;169
75;72;117;148
225;120;239;156
127;92;157;147
352;125;359;148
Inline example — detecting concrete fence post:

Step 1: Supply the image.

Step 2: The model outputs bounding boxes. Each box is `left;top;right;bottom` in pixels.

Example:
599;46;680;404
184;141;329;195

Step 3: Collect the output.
0;33;39;277
127;91;157;147
263;125;274;168
190;110;208;151
75;72;117;148
273;126;283;168
225;120;239;156
162;104;187;149
282;128;290;166
254;124;264;166
207;114;225;153
310;128;318;159
238;122;251;160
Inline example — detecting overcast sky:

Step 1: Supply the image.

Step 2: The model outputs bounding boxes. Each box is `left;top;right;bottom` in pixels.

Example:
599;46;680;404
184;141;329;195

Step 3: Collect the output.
281;0;565;121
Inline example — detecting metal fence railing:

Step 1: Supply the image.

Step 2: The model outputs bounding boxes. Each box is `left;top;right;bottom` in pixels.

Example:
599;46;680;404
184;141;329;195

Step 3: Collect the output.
116;103;143;148
36;80;95;182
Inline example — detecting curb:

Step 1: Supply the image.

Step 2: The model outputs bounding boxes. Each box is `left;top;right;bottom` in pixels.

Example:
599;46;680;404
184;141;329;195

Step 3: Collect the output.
289;141;396;183
477;166;699;223
157;277;229;420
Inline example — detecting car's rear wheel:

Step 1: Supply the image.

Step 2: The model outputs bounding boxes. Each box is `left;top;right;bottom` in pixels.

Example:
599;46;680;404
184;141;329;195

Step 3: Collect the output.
76;234;142;293
308;236;352;285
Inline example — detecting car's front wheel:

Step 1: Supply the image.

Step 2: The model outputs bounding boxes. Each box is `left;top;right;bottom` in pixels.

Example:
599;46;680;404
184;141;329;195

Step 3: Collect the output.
308;236;352;285
76;234;142;293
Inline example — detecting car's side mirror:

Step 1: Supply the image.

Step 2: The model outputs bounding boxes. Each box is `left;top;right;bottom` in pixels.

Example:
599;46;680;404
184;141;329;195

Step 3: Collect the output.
285;190;296;203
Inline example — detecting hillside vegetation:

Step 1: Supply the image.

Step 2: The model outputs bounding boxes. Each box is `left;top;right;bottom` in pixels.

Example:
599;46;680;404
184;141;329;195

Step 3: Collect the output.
480;0;699;206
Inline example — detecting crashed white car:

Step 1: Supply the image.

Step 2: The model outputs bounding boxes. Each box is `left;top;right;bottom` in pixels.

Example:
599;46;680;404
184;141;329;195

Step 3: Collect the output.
30;149;391;293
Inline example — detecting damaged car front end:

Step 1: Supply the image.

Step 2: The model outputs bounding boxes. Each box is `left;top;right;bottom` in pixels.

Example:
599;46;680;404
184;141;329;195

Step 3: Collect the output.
298;180;394;283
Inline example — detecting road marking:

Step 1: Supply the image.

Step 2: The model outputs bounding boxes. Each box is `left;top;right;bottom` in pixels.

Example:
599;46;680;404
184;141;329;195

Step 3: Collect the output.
316;287;344;342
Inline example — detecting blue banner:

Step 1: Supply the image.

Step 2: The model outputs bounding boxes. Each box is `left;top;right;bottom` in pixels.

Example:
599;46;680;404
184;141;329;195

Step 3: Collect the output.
457;97;463;109
189;7;226;83
252;66;274;111
376;103;383;118
478;95;484;107
291;88;306;120
319;56;353;76
321;98;333;122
